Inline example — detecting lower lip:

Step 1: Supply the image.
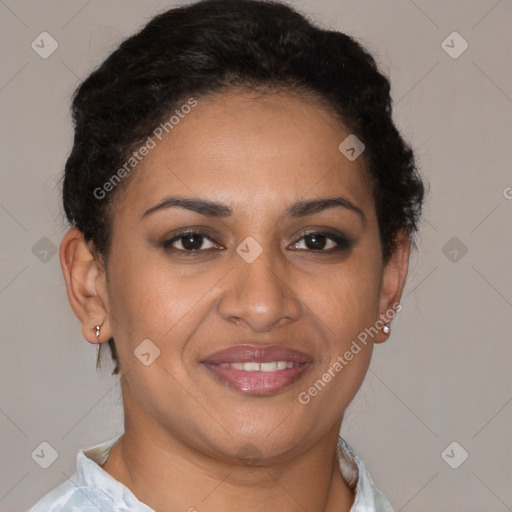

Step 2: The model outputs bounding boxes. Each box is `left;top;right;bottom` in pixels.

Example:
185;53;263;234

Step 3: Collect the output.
201;363;312;395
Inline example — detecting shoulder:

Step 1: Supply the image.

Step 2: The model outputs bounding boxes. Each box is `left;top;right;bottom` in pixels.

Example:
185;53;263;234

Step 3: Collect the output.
28;476;110;511
28;436;124;511
337;436;395;512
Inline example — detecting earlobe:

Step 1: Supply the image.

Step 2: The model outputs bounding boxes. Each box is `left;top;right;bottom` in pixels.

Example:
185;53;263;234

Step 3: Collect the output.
374;229;411;343
59;228;112;344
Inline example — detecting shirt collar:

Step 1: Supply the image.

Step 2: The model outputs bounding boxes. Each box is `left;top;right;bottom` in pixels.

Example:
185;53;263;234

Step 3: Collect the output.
337;436;395;511
78;434;153;511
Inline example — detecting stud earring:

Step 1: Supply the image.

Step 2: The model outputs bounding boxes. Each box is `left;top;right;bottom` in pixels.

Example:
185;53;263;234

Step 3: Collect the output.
382;324;390;335
95;325;100;338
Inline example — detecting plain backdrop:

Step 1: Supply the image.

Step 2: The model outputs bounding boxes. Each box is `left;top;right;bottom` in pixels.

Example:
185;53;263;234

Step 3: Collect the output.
0;1;511;511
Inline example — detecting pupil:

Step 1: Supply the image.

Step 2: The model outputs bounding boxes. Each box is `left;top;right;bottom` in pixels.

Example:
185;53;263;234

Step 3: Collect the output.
305;233;326;250
182;233;203;250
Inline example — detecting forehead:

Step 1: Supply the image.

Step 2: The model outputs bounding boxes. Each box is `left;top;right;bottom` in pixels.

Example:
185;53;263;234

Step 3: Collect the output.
115;90;374;221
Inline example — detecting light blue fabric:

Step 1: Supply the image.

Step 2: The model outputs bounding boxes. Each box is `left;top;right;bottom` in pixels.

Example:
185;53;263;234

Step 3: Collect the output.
29;434;394;511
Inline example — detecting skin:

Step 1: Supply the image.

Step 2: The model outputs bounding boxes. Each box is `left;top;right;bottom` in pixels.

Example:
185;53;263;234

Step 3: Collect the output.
60;89;410;512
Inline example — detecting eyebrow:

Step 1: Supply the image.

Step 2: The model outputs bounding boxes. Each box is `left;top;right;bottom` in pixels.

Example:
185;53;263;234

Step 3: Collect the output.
141;195;366;223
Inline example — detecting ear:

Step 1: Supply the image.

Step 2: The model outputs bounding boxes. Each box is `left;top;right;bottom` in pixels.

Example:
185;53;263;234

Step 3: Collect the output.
59;228;112;344
374;229;410;343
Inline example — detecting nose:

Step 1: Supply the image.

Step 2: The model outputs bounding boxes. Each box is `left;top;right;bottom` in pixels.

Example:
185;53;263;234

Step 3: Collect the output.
217;247;302;332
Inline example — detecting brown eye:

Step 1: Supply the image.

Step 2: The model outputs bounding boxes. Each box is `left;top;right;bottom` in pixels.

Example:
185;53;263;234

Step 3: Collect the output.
290;231;352;252
163;231;218;252
303;233;330;250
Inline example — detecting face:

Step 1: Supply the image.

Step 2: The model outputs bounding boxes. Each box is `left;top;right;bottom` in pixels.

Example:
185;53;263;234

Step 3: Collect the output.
84;90;406;461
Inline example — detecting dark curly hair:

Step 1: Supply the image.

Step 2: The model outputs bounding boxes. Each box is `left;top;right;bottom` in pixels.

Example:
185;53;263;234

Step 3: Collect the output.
62;0;426;375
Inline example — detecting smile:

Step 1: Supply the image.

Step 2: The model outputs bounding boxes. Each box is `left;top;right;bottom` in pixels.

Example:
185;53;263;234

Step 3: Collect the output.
201;361;311;395
201;344;313;395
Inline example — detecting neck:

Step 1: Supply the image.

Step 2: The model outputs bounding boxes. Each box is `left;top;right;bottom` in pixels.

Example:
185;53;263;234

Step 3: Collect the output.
101;420;355;512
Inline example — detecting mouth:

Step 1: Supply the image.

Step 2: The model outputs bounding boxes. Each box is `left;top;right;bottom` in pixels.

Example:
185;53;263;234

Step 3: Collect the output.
201;345;313;396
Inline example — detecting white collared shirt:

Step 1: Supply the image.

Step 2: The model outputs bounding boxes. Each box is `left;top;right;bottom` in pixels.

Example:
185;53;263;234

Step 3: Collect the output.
29;435;394;511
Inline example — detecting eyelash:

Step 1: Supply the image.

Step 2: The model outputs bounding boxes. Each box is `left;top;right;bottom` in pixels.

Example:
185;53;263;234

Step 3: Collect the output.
162;230;353;255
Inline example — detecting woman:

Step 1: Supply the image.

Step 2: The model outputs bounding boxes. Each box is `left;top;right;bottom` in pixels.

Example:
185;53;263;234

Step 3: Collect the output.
30;0;425;510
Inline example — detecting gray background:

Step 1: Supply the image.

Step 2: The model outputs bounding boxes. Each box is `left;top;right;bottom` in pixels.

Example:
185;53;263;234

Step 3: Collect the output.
1;0;511;511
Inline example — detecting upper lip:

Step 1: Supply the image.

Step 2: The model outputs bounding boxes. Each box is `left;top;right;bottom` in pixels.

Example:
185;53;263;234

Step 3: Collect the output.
201;344;312;364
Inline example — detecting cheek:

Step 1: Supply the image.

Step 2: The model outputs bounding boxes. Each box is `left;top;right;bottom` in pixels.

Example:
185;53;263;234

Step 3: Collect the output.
298;272;379;414
306;254;382;335
106;249;220;356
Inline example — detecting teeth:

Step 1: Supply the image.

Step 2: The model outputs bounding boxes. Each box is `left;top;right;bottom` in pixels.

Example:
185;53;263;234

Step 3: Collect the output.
222;361;296;371
260;361;278;372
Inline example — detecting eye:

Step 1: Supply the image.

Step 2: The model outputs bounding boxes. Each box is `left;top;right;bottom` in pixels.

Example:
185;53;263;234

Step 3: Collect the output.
162;231;221;252
290;231;352;252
